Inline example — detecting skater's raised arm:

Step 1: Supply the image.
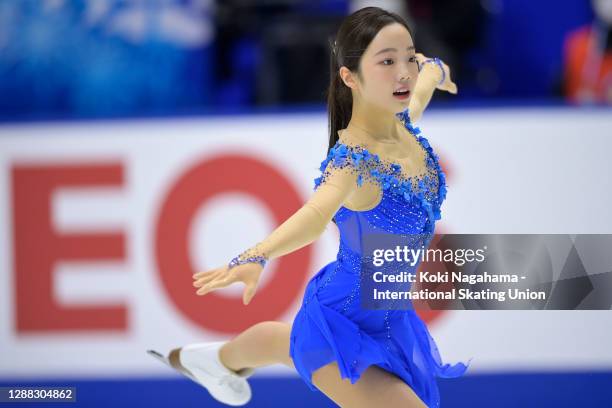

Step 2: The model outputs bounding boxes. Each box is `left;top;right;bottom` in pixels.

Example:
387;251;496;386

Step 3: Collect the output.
193;163;358;304
408;53;457;123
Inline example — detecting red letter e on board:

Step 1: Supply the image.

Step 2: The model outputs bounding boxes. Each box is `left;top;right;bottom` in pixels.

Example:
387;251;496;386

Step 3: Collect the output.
11;163;127;334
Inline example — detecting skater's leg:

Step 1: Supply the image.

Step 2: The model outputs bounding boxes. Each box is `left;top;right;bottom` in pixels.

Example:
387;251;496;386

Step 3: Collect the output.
205;320;425;407
219;321;294;372
218;320;426;407
311;362;427;408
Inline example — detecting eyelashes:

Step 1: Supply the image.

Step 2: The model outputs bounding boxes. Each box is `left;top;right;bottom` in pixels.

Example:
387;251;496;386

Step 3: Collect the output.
381;57;417;66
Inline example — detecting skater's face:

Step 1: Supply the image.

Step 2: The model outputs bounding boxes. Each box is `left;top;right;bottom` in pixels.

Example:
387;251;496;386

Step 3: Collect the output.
340;23;418;113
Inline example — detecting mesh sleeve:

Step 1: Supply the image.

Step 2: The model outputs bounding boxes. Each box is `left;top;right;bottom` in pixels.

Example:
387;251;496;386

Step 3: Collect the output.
229;153;359;267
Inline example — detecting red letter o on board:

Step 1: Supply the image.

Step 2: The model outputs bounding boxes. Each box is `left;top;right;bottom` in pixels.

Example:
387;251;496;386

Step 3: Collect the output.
155;154;312;334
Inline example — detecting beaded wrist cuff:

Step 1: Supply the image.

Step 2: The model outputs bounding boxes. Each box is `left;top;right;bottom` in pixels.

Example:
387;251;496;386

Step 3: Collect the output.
227;244;269;270
419;57;445;86
228;255;267;269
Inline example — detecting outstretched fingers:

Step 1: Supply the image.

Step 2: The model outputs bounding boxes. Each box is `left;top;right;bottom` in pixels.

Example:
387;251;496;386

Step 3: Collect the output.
192;263;262;302
196;273;236;296
193;267;226;287
193;267;223;279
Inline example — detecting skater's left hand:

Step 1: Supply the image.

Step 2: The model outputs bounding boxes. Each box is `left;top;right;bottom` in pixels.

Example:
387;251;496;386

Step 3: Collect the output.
192;262;263;305
415;53;458;94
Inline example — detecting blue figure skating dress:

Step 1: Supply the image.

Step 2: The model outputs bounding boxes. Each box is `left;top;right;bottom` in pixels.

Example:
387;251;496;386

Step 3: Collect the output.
289;108;471;407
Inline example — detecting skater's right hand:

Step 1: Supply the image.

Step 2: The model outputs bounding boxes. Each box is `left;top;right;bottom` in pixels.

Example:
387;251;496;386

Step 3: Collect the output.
192;262;263;305
416;53;458;94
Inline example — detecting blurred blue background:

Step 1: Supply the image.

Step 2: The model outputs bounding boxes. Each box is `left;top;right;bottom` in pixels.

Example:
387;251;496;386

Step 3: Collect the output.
0;0;607;122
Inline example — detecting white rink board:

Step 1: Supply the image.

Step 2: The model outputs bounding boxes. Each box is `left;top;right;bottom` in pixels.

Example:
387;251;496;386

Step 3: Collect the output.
0;108;611;379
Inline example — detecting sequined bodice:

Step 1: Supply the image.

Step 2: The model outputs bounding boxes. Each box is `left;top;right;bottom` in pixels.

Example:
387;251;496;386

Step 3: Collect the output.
293;113;469;408
313;108;447;273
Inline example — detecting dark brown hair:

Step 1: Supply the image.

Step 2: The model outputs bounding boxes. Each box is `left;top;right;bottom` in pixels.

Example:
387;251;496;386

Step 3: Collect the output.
326;7;414;155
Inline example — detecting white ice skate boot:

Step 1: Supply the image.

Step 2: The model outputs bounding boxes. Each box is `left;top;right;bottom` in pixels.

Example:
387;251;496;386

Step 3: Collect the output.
147;342;254;406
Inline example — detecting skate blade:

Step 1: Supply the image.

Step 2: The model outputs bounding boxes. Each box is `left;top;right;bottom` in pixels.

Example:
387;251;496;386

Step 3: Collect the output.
146;349;198;383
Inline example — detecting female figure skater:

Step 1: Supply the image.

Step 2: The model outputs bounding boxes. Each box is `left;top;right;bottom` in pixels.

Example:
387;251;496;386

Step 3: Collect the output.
155;6;469;408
